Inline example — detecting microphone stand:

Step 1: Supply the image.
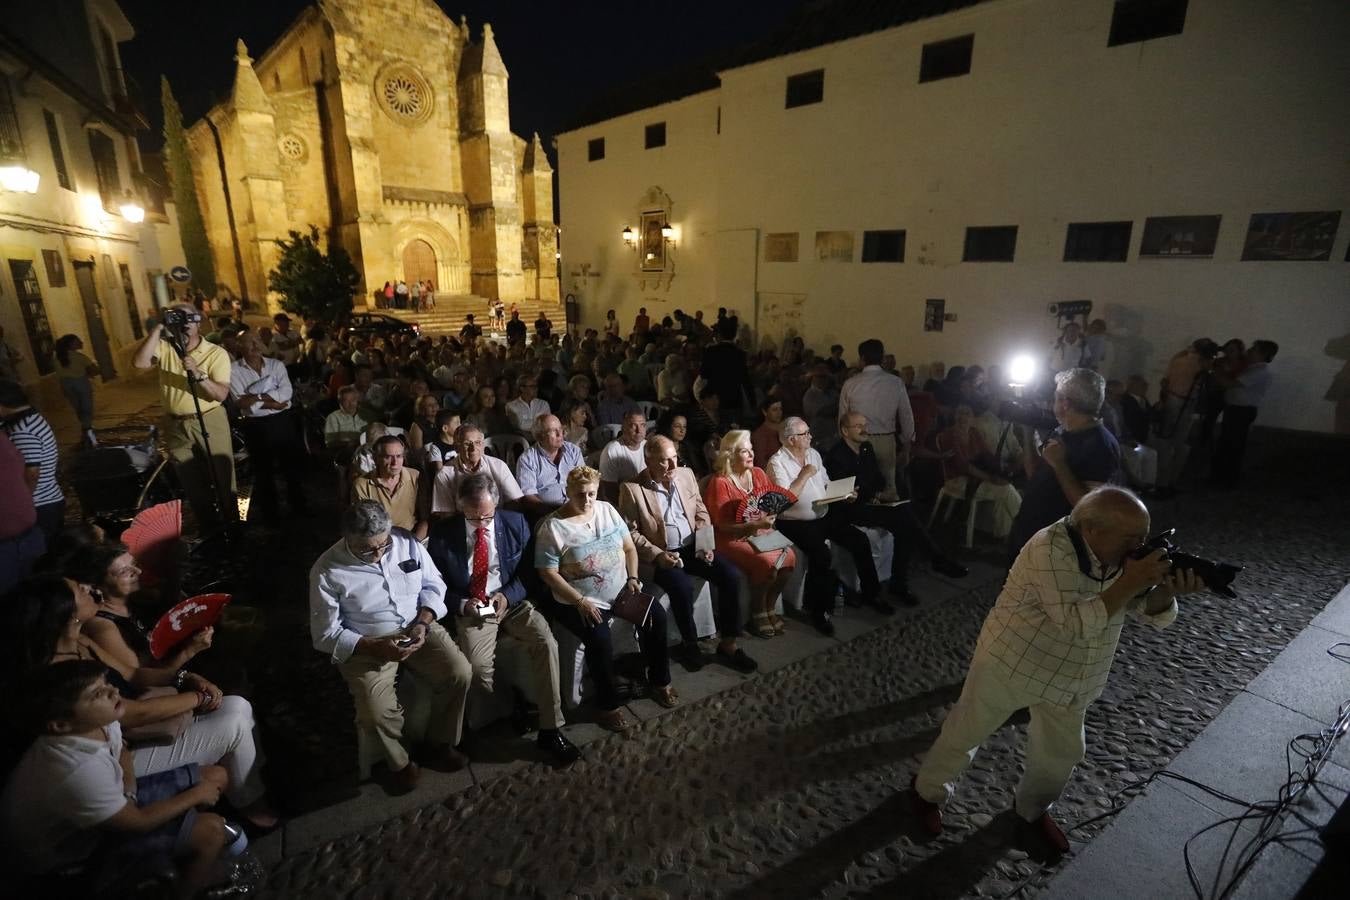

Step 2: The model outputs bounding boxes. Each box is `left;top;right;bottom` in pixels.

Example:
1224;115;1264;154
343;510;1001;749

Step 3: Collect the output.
162;323;236;549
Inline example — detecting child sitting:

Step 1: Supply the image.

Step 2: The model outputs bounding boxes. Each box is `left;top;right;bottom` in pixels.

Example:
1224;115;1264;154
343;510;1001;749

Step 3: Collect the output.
423;409;461;476
1;660;231;899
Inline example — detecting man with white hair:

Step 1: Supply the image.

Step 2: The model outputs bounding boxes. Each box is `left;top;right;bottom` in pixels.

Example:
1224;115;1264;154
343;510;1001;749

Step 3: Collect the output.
431;423;524;516
1006;368;1121;563
768;416;882;635
310;501;473;792
911;486;1201;855
516;414;584;516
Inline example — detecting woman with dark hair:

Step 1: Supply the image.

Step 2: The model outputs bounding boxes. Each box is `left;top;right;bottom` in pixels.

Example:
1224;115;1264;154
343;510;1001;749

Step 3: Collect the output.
54;334;99;435
66;542;211;674
657;411;705;478
0;575;279;830
466;384;511;437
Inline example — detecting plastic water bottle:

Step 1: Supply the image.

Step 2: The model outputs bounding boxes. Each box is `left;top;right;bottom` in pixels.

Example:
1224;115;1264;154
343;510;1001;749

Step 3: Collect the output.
221;821;249;857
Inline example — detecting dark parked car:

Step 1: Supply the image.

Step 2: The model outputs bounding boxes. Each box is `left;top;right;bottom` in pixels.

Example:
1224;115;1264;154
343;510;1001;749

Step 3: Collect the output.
345;312;420;340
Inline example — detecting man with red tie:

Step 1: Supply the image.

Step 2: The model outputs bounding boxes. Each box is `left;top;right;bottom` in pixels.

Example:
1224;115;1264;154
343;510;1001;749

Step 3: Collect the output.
426;472;581;766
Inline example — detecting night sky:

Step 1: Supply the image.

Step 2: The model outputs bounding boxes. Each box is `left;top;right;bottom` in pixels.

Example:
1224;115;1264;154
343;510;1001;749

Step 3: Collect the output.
118;0;808;156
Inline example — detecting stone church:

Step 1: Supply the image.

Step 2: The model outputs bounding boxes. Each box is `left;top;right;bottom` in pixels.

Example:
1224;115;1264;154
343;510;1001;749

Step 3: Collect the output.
185;0;557;310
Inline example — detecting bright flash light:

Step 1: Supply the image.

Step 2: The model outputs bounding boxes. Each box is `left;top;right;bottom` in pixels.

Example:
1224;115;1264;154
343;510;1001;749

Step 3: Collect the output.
1009;354;1038;386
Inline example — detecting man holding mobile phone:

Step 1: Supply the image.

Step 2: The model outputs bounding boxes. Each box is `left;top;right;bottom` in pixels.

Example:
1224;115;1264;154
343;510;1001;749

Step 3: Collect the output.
310;501;473;793
427;473;581;766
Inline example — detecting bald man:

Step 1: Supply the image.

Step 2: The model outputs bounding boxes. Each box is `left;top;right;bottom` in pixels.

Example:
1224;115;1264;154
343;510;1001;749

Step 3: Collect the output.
911;486;1202;855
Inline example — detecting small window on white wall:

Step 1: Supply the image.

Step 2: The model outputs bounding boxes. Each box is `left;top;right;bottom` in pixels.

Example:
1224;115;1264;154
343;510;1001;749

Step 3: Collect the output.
587;137;605;161
919;35;974;83
1108;0;1188;47
644;122;666;149
785;70;824;108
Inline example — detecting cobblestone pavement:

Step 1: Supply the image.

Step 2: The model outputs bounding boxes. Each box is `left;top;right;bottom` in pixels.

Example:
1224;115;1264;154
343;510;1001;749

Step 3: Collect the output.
241;429;1348;900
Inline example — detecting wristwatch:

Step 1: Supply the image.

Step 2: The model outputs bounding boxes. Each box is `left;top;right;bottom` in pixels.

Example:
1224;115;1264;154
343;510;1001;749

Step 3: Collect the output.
174;669;190;691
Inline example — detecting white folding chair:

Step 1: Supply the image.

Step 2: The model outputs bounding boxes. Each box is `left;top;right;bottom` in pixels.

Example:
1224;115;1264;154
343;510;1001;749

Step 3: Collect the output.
483;433;528;469
637;400;665;422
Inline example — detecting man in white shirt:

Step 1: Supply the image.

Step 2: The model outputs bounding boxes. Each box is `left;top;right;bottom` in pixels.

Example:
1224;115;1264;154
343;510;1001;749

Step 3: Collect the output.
230;334;306;521
310;501;473;791
505;374;551;435
598;410;647;502
426;473;580;766
269;313;302;368
911;487;1200;856
767;417;883;635
324;386;368;454
839;339;915;502
516;414;584;516
1210;340;1277;488
431;423;524;515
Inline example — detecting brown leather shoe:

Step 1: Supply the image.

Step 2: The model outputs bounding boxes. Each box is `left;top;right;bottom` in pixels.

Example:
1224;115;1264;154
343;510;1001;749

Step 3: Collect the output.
424;745;469;772
388;761;420;793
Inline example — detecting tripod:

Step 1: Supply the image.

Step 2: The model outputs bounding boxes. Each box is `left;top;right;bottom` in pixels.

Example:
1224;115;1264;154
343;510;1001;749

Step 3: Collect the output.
162;324;236;547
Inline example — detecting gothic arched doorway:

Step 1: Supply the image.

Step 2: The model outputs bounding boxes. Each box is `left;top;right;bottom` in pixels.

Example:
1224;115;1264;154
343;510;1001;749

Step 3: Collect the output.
402;238;437;289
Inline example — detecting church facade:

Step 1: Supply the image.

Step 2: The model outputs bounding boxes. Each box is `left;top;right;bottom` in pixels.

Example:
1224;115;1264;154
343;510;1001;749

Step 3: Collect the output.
186;0;557;310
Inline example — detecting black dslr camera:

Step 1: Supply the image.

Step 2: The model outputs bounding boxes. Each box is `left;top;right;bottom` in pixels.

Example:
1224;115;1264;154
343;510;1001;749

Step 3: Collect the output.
998;399;1059;433
1130;528;1242;598
161;307;201;330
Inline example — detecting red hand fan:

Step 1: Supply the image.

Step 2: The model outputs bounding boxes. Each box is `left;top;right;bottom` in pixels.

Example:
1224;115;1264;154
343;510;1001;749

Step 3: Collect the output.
122;500;182;587
734;488;797;522
149;593;231;660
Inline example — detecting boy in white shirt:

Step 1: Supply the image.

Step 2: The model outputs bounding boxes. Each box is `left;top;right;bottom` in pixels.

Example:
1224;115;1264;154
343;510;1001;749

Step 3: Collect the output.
1;660;230;898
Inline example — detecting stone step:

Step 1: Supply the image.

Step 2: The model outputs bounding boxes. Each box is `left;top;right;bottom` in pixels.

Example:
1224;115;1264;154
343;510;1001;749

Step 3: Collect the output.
367;294;562;335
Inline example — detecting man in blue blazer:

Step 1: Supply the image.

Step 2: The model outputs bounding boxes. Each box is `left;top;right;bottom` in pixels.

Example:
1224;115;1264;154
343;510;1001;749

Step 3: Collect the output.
427;472;581;765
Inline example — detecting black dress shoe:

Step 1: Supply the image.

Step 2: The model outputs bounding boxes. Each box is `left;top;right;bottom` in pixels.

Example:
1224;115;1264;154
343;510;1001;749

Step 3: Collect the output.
931;556;969;578
841;586;865;608
811;611;835;636
537;729;581;766
888;583;921;607
675;641;706;672
869;595;897;615
714;646;759;673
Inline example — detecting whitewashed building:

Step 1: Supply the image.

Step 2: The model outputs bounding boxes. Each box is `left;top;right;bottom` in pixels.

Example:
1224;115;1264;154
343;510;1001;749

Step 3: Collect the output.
0;0;184;388
557;0;1350;433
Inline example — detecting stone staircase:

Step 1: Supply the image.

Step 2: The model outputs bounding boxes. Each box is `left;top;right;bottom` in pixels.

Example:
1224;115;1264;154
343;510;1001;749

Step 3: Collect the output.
368;293;563;336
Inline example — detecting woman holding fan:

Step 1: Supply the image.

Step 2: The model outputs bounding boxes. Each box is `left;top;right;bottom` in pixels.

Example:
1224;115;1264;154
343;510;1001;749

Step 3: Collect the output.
703;430;797;638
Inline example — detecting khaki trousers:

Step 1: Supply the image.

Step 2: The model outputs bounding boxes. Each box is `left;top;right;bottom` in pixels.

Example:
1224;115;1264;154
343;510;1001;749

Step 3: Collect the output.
337;622;472;771
455;601;564;730
915;656;1089;822
162;405;238;530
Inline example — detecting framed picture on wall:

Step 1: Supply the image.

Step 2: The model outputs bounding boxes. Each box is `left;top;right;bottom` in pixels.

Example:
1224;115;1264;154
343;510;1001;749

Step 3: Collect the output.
1241;211;1341;261
764;232;799;262
640;210;666;272
1138;215;1222;258
814;230;854;262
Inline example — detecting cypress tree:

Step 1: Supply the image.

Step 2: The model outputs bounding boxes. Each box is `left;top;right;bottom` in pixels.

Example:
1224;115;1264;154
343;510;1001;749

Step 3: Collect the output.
160;76;216;295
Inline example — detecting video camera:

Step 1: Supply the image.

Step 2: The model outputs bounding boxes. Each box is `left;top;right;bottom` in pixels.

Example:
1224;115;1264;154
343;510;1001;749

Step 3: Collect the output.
161;307;202;331
1130;528;1243;598
998;398;1058;433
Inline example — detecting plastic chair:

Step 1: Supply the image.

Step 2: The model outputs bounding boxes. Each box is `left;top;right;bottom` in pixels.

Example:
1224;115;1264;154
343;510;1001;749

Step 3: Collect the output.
590;423;622;448
484;433;528;469
637;400;665;422
928;478;993;548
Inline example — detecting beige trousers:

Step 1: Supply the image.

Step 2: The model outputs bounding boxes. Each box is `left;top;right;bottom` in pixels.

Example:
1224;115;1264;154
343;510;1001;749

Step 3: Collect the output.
456;601;564;730
872;433;900;500
162;404;237;529
915;656;1089;821
337;622;472;771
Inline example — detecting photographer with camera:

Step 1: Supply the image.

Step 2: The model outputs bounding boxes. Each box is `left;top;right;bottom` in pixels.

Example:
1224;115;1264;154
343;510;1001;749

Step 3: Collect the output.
1005;368;1120;564
133;303;237;533
910;486;1203;855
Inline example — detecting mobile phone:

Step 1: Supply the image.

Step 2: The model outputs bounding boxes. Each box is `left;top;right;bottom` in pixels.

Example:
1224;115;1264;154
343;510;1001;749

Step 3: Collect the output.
396;635;416;648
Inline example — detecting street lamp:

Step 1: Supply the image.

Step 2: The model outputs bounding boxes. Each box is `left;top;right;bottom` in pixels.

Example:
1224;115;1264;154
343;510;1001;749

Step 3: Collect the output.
0;164;40;193
119;191;145;223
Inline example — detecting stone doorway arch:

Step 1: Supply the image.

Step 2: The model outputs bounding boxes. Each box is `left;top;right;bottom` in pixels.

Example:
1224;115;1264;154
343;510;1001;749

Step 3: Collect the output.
402;238;437;289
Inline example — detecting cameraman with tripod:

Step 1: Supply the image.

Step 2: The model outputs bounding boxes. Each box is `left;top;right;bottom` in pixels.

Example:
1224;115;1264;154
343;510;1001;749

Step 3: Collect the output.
134;303;237;533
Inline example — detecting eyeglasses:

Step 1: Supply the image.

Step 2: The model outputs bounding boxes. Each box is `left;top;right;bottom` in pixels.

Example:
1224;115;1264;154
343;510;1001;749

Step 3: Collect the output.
352;538;392;560
465;515;495;526
110;564;141;578
459;440;484;449
793;429;811;438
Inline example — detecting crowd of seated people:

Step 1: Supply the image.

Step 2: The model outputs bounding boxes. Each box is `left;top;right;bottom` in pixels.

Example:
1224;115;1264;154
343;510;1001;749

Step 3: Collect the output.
0;299;1282;893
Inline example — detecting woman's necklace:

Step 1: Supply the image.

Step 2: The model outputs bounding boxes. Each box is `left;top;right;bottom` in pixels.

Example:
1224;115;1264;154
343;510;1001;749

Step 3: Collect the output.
733;468;754;493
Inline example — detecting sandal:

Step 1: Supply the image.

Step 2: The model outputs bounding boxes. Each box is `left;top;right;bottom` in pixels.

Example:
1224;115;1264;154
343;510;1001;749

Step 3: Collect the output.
651;685;680;709
595;708;630;732
749;613;776;639
770;614;786;634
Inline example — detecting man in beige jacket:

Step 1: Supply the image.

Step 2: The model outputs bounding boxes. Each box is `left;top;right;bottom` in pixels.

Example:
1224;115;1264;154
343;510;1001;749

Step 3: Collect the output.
618;436;757;674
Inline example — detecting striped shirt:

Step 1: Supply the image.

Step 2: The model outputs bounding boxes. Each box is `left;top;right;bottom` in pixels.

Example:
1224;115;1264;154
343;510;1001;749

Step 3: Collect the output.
3;409;64;507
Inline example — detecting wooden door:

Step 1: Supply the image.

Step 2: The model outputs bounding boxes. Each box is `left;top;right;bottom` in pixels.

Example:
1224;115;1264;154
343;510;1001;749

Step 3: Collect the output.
402;239;437;289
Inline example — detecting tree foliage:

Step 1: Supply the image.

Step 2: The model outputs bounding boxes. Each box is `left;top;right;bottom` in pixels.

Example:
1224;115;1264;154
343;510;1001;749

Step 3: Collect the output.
160;77;216;295
268;226;360;324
